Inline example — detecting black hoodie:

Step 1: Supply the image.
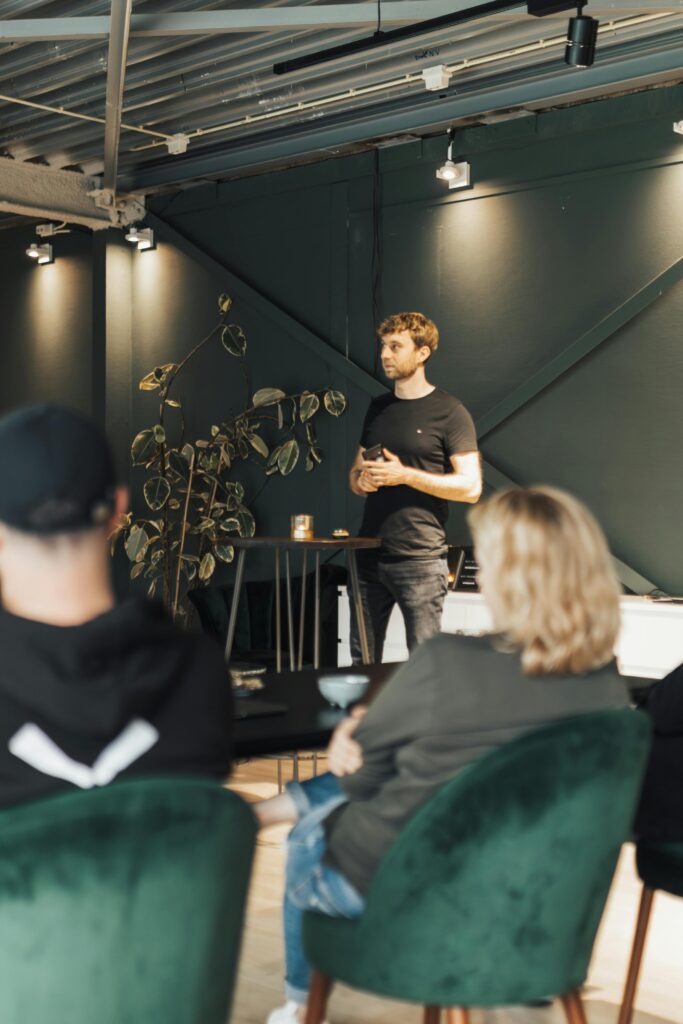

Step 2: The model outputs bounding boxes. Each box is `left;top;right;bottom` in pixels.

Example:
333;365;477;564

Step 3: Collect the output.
0;598;233;805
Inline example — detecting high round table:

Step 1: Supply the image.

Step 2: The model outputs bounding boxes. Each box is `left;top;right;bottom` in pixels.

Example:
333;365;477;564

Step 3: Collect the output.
224;536;380;668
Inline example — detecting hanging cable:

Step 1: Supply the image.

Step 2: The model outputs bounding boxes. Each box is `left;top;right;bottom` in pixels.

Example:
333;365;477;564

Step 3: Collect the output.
371;148;384;378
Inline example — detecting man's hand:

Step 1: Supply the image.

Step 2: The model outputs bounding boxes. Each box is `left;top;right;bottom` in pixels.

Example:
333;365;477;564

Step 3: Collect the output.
355;469;379;493
363;449;410;488
326;705;367;777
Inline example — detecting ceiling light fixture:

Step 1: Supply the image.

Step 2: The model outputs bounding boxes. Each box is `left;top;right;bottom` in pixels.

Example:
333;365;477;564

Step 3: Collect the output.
26;242;53;265
674;121;683;136
436;129;471;191
125;226;155;251
421;65;452;92
565;2;599;68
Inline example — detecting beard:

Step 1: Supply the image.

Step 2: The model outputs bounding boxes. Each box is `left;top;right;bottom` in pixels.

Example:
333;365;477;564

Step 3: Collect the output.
383;358;420;381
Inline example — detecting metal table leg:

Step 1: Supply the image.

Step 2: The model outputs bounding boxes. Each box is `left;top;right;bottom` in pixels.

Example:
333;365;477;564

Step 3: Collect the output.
285;551;295;671
313;550;321;671
275;547;282;674
297;549;308;671
224;547;247;664
347;549;371;665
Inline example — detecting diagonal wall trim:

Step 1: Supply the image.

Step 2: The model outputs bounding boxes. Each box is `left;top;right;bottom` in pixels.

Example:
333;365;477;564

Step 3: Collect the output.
476;255;683;438
145;212;659;595
480;463;659;594
145;211;386;399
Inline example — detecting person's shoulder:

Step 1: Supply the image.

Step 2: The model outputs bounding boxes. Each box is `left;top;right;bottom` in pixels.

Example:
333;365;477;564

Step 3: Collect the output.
415;631;497;665
432;388;470;414
138;601;229;682
367;392;394;413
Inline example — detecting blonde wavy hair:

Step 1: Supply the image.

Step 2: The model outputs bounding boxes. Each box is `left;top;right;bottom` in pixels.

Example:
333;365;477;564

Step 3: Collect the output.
467;486;621;676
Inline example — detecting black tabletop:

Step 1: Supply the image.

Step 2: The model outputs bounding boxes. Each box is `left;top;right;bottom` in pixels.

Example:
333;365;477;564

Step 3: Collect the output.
233;663;398;758
228;536;380;550
232;663;656;759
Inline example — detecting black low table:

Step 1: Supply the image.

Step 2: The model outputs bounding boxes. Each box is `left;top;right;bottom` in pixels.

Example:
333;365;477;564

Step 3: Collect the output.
233;662;398;758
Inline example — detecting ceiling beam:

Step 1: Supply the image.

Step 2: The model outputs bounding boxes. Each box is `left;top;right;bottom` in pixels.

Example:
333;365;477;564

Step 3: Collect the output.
0;3;680;42
103;0;133;193
0;155;113;229
126;44;683;191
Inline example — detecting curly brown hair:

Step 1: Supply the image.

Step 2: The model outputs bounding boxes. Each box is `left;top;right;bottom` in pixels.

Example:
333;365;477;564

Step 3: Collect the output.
377;312;439;356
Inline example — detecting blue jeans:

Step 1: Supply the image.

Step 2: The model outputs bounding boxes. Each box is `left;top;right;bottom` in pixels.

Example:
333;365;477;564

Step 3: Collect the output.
349;554;448;664
283;772;365;1004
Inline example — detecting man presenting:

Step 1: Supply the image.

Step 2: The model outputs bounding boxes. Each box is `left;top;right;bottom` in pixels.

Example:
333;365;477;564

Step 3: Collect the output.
348;312;481;663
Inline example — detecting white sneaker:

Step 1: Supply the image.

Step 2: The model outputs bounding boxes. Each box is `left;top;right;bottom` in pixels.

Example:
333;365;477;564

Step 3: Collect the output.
266;1002;303;1024
266;1001;329;1024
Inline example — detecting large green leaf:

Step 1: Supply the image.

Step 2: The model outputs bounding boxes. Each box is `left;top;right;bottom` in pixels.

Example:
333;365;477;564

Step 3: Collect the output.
253;387;286;407
131;429;156;465
236;508;256;537
182;561;197;582
168;449;190;478
248;433;269;458
153;424;166;444
220;517;241;532
218;292;232;314
214;544;235;564
124;525;149;562
324;390;346;416
221;324;247;357
199;552;216;582
277;438;299;476
143;476;171;511
181;443;195;465
138;371;161;391
299;391;320;423
266;445;282;476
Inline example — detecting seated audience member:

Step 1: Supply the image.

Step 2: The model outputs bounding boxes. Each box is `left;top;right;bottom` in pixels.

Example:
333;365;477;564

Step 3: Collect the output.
0;404;232;805
257;486;630;1024
633;660;683;841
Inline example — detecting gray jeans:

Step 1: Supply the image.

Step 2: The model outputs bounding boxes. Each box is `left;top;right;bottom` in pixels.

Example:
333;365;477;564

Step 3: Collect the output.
348;555;448;664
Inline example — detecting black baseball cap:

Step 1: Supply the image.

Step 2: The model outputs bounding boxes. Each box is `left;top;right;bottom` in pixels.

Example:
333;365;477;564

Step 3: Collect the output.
0;404;117;534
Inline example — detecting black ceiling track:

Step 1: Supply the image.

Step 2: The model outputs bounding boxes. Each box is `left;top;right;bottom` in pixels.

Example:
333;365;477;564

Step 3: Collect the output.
273;0;527;76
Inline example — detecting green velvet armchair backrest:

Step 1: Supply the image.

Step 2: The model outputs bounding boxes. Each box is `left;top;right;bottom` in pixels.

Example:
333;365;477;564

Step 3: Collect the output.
0;777;256;1024
304;709;651;1007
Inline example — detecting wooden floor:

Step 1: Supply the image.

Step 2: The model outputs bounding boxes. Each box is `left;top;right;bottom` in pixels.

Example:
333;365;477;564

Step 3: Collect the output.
228;759;683;1024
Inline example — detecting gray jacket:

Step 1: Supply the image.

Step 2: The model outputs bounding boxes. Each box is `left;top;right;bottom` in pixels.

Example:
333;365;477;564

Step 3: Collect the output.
325;632;629;894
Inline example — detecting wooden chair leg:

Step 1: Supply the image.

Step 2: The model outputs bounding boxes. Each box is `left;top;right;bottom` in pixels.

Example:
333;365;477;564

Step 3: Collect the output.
422;1007;441;1024
446;1009;470;1024
560;989;588;1024
305;970;333;1024
617;885;655;1024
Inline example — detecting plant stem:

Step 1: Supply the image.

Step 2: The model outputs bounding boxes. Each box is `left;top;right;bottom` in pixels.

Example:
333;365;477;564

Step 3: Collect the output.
172;456;195;621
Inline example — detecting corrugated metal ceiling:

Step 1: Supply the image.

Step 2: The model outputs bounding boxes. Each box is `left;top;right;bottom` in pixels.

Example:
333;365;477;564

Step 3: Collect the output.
0;1;681;198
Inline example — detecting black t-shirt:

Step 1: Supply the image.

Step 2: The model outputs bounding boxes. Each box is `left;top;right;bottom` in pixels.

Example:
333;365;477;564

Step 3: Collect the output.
359;387;477;558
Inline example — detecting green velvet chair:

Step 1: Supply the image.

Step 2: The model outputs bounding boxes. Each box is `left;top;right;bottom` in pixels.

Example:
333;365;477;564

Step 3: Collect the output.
302;709;651;1024
617;840;683;1024
0;777;257;1024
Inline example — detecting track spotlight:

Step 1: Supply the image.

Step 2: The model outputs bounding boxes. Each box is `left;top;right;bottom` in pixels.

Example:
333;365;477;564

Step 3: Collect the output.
26;242;53;265
565;3;599;68
674;121;683;136
125;225;155;251
435;129;471;191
